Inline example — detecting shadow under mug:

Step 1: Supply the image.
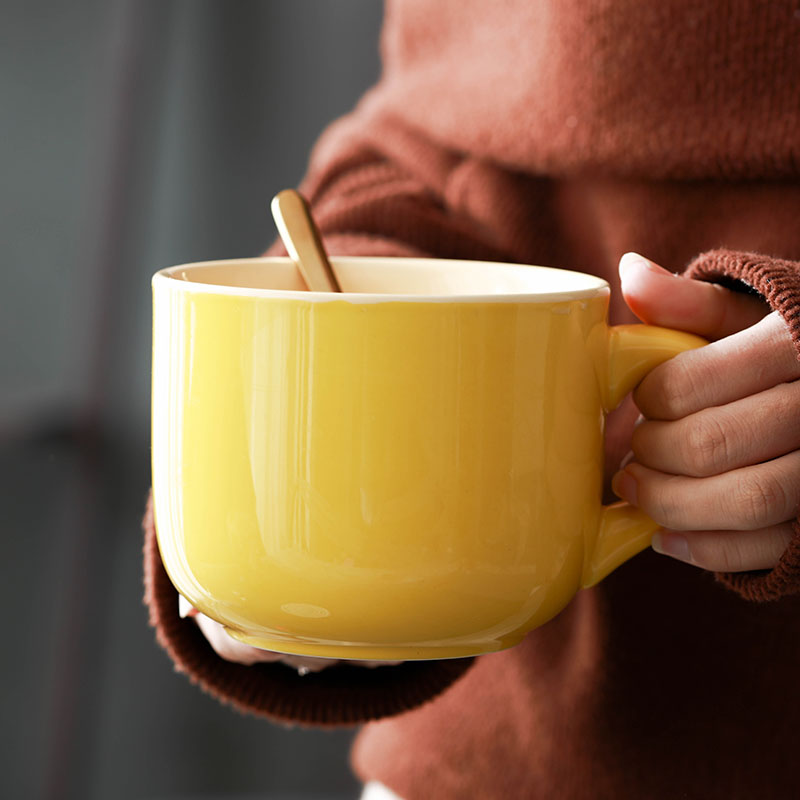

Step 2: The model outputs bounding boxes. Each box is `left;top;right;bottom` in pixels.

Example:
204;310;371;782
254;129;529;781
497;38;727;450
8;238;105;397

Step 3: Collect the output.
151;256;704;661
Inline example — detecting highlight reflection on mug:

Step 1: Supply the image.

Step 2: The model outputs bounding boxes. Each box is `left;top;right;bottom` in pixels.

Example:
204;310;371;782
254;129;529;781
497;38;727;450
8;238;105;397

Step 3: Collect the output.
281;602;331;619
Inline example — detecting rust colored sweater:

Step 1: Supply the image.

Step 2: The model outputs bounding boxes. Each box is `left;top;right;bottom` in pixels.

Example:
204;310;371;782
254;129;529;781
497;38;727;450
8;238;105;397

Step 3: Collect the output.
145;1;800;797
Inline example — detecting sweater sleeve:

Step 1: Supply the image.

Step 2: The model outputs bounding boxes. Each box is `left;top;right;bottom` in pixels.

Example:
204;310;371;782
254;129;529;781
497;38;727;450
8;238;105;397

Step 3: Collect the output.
144;496;474;726
684;248;800;602
142;122;517;726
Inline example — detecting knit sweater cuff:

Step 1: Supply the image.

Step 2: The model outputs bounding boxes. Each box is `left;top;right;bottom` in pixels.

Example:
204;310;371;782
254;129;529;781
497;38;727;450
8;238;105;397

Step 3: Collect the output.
143;494;475;726
684;249;800;602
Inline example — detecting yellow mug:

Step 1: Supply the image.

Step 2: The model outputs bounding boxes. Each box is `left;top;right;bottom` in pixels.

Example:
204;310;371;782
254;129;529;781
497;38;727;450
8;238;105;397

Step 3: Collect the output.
152;256;703;661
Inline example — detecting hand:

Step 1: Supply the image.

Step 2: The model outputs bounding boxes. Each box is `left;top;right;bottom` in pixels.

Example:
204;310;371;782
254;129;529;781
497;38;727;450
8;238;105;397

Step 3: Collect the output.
185;600;401;672
193;612;337;673
613;252;799;572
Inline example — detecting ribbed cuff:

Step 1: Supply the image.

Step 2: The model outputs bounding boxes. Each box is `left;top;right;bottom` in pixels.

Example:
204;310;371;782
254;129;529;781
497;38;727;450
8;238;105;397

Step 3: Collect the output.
685;249;800;601
142;493;475;726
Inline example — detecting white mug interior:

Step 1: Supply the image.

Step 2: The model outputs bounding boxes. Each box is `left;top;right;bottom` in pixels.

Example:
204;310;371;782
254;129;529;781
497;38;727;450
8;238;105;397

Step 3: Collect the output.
153;256;609;304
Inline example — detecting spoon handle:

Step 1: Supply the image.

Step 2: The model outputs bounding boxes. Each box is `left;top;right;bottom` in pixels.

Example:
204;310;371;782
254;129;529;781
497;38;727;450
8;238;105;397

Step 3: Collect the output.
271;189;342;292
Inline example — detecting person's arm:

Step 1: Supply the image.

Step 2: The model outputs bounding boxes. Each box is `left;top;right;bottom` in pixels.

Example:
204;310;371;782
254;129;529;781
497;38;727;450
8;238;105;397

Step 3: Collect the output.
614;249;800;601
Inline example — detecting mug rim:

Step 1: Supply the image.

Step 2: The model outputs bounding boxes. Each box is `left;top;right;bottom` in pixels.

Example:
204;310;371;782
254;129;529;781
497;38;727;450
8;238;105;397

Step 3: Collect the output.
152;256;610;304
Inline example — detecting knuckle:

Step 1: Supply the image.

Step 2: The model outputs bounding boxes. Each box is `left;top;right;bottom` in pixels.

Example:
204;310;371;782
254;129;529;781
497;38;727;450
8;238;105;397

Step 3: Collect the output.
209;636;236;660
774;382;800;428
638;475;683;528
734;471;788;528
684;415;729;476
655;359;701;420
694;537;746;573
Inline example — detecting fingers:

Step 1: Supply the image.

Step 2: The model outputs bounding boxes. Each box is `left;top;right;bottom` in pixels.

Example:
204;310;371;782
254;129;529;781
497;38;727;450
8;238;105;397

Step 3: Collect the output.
652;523;795;572
612;451;800;531
194;613;282;665
192;613;401;671
634;311;799;420
617;252;799;574
275;654;340;673
632;379;800;477
194;613;337;671
619;252;769;339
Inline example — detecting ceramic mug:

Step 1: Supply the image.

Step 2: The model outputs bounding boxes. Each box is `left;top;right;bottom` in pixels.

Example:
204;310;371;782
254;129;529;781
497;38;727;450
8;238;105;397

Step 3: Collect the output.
151;256;703;661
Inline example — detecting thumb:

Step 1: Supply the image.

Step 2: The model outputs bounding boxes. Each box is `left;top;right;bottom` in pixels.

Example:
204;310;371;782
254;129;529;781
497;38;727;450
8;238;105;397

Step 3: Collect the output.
618;252;767;339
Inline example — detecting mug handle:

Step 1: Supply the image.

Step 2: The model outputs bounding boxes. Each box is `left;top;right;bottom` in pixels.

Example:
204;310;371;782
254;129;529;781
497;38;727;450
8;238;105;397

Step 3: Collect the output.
582;324;706;588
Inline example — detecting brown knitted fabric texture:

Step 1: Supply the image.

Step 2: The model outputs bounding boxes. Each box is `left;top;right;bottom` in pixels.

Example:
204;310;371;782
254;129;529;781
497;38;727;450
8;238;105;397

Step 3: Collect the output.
322;0;800;182
685;249;800;601
143;494;475;725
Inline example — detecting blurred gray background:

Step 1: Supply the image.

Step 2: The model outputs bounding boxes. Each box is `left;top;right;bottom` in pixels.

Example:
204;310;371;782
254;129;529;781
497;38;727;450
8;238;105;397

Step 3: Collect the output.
1;1;384;798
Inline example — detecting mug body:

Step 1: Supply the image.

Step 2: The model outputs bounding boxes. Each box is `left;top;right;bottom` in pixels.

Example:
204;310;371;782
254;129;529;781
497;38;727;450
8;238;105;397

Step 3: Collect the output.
152;257;610;659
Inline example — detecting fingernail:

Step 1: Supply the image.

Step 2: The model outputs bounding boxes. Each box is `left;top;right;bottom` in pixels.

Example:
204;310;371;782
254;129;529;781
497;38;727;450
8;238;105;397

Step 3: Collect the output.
178;595;198;618
619;252;651;276
619;449;635;469
619;252;673;278
652;531;692;563
611;469;638;506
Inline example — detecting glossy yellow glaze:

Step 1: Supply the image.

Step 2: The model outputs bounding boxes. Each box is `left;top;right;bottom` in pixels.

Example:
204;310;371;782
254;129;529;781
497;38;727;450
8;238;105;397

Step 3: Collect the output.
152;257;703;660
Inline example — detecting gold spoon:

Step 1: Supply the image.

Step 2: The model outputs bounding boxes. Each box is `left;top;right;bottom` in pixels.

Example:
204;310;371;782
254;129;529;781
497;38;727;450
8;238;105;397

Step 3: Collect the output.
271;189;342;292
